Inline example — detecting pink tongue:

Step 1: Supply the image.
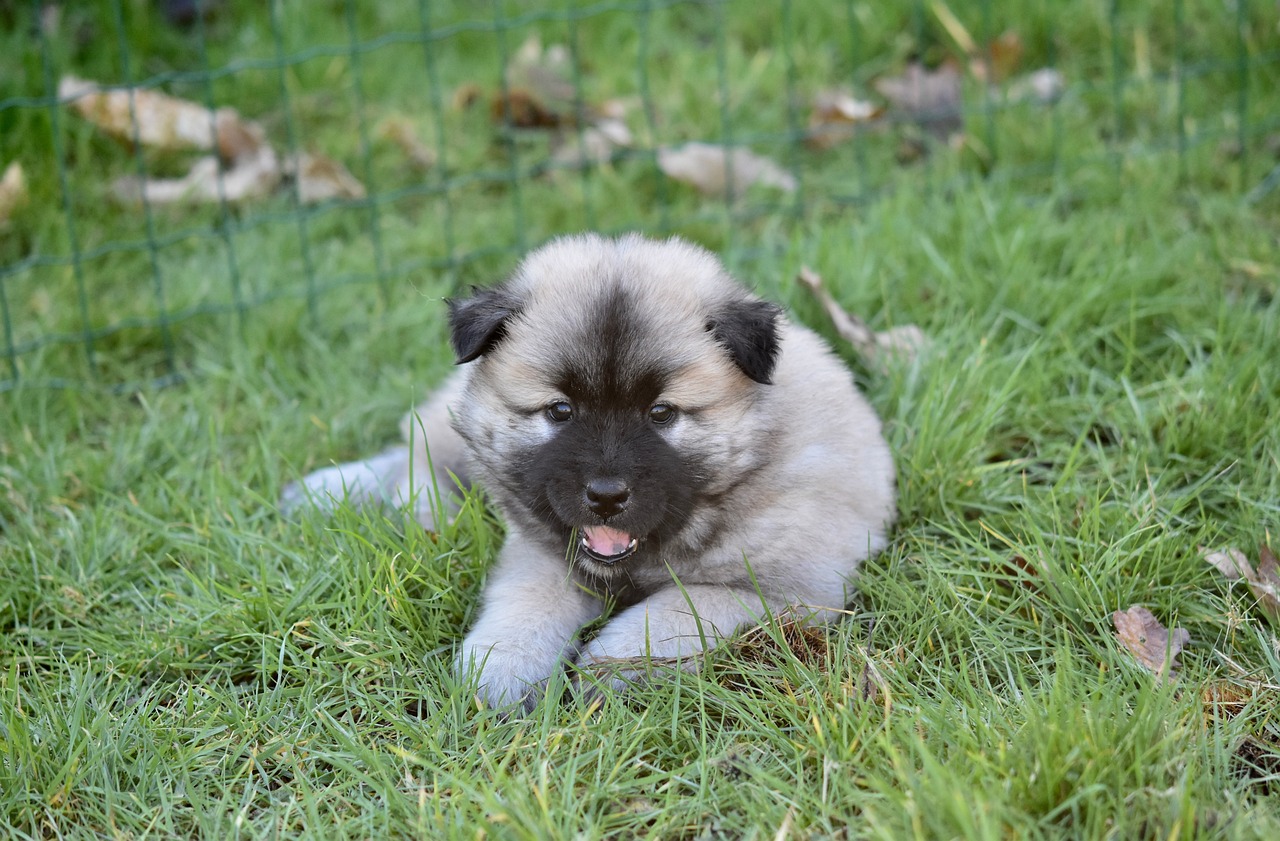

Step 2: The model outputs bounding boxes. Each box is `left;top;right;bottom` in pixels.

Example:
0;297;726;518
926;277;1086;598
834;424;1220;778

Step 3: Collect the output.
583;525;633;557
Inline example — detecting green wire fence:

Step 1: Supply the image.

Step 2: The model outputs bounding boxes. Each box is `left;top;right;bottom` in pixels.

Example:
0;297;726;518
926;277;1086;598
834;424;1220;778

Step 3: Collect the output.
0;0;1276;391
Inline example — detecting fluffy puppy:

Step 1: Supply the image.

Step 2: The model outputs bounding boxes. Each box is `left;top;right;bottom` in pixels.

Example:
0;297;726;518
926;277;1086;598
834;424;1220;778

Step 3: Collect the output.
283;234;897;710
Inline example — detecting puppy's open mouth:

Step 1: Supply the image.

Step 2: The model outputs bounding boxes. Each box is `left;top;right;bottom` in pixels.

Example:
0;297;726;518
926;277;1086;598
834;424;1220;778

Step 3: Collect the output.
579;525;638;565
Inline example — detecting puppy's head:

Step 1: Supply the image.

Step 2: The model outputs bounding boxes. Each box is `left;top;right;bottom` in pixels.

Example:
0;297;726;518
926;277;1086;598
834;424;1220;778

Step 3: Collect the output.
448;234;781;576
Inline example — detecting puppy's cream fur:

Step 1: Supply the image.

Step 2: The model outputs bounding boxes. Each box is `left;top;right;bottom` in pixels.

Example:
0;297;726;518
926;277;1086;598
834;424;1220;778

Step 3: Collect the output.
284;234;896;710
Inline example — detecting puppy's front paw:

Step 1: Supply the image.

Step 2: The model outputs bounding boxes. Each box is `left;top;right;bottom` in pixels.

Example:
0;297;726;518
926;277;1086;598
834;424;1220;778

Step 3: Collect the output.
572;645;698;708
456;644;562;714
570;613;710;704
570;657;643;709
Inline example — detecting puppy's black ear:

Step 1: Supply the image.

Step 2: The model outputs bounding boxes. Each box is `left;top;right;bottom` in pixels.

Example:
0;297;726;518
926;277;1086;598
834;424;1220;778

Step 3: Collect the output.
447;286;521;363
708;299;783;384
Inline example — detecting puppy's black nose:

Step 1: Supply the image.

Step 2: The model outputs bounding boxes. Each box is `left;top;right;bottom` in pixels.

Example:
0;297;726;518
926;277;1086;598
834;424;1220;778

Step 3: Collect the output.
585;478;630;519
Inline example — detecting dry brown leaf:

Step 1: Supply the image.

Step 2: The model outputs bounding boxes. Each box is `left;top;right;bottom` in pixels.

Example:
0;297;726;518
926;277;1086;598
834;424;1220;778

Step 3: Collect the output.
1200;545;1253;581
657;143;796;201
1112;605;1191;681
376;117;435;171
997;554;1042;592
0;162;28;227
590;116;633;149
287;153;367;204
874;62;964;139
971;30;1024;84
490;89;563;129
987;31;1025;81
62;74;290;206
492;36;576;129
113;145;280;204
507;36;574;105
796;266;927;371
806;89;885;150
1252;545;1280;627
1201;544;1280;629
59;75;263;160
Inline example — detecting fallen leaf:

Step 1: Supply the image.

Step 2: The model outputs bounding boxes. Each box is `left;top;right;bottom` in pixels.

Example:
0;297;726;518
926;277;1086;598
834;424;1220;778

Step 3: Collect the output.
492;35;576;129
874;62;964;139
59;75;262;160
796;266;927;370
508;36;574;104
376;117;435;171
983;30;1025;82
1112;605;1190;681
1201;544;1280;629
286;153;366;203
551;120;632;167
0;161;28;227
998;554;1042;592
657;142;796;200
63;74;290;206
1007;68;1066;104
590;116;633;148
1200;545;1252;580
113;144;280;204
806;89;885;150
1252;545;1280;627
490;88;563;129
966;30;1024;84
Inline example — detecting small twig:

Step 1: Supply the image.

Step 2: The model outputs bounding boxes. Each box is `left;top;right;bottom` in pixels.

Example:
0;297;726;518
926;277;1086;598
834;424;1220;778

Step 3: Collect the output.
797;265;927;372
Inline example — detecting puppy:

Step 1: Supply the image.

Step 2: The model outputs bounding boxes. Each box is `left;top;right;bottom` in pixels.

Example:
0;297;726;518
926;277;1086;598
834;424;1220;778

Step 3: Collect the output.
283;234;897;710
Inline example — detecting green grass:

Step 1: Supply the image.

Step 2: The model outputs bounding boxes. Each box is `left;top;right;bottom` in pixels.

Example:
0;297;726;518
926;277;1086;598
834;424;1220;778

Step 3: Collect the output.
3;1;1280;838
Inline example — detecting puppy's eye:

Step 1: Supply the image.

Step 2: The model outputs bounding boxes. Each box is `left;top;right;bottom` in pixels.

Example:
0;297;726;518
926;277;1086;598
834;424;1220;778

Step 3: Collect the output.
546;401;574;422
649;404;676;425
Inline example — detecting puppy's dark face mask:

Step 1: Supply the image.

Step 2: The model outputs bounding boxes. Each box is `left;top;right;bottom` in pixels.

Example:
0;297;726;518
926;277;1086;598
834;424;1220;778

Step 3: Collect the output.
527;394;695;571
447;280;781;576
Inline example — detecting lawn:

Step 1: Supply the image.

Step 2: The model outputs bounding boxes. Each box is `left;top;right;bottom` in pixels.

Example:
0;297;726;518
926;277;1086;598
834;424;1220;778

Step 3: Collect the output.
2;1;1279;838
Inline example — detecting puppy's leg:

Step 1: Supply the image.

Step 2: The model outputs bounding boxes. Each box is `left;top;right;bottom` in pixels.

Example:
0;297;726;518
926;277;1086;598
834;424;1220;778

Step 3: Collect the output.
580;584;771;660
280;445;417;518
281;372;471;530
457;541;604;712
573;584;777;692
